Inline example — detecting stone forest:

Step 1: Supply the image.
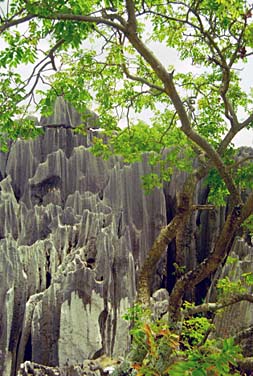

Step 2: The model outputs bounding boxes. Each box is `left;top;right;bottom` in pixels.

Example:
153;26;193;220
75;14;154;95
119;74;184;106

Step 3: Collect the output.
0;99;253;375
1;1;253;375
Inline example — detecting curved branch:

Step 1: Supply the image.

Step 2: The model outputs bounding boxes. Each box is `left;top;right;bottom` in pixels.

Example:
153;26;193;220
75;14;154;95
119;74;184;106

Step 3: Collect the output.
217;113;251;155
124;29;241;205
137;215;181;305
22;60;52;101
121;62;165;92
172;185;253;312
13;39;65;104
240;112;253;129
184;293;253;316
230;156;253;171
34;11;126;32
228;17;248;68
219;68;240;128
217;127;238;155
241;191;253;222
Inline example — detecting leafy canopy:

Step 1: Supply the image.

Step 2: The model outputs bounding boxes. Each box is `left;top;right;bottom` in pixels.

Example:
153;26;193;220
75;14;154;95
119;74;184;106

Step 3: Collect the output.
1;1;253;372
0;0;253;198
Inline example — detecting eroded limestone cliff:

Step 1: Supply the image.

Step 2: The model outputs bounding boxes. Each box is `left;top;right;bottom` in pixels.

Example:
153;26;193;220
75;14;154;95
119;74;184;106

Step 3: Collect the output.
0;98;252;376
0;99;169;375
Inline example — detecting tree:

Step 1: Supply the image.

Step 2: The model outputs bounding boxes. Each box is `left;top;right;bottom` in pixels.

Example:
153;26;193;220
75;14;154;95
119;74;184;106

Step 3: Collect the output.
1;0;253;371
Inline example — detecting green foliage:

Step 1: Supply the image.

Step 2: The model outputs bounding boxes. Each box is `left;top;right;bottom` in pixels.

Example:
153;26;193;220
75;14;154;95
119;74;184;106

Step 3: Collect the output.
235;163;253;191
206;169;229;206
122;304;241;376
242;214;253;236
90;119;194;192
123;305;179;375
241;271;253;286
169;338;241;376
181;314;213;347
226;255;239;265
216;273;253;299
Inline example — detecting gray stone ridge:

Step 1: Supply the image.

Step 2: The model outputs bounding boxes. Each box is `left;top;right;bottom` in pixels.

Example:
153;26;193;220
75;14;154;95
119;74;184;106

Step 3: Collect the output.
39;96;99;129
213;239;253;357
0;99;169;376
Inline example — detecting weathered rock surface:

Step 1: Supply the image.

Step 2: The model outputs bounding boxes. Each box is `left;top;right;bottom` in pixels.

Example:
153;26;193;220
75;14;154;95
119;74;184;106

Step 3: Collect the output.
17;360;105;376
0;99;168;376
213;238;253;356
1;98;253;376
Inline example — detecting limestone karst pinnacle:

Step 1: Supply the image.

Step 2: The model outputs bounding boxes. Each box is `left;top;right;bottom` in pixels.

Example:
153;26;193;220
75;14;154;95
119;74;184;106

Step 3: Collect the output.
0;99;253;375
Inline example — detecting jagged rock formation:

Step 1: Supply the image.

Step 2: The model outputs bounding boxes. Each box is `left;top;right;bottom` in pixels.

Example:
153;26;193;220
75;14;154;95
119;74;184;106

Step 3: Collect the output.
213;238;253;356
0;99;168;376
1;98;253;376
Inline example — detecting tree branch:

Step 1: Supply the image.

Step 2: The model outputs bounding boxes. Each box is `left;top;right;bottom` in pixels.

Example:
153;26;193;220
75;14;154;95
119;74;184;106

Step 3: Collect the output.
228;17;248;68
184;293;253;316
192;204;215;211
125;30;241;204
240;112;253;129
13;39;65;104
33;11;127;32
138;170;201;308
121;61;165;92
169;204;243;319
230;156;253;171
125;0;137;32
218;110;253;156
241;191;253;222
22;60;52;101
0;13;35;33
137;215;181;305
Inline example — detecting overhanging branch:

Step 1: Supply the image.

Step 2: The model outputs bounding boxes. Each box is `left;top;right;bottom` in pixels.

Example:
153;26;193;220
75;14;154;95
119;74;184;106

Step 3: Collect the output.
184;293;253;317
0;13;35;33
35;11;127;32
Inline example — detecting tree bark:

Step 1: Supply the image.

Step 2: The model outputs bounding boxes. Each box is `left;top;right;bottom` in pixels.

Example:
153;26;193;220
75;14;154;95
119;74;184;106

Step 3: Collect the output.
169;203;244;320
137;172;198;305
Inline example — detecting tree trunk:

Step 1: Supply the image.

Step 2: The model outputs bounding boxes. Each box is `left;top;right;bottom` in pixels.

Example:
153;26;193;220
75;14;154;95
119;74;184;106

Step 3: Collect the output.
137;173;198;305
